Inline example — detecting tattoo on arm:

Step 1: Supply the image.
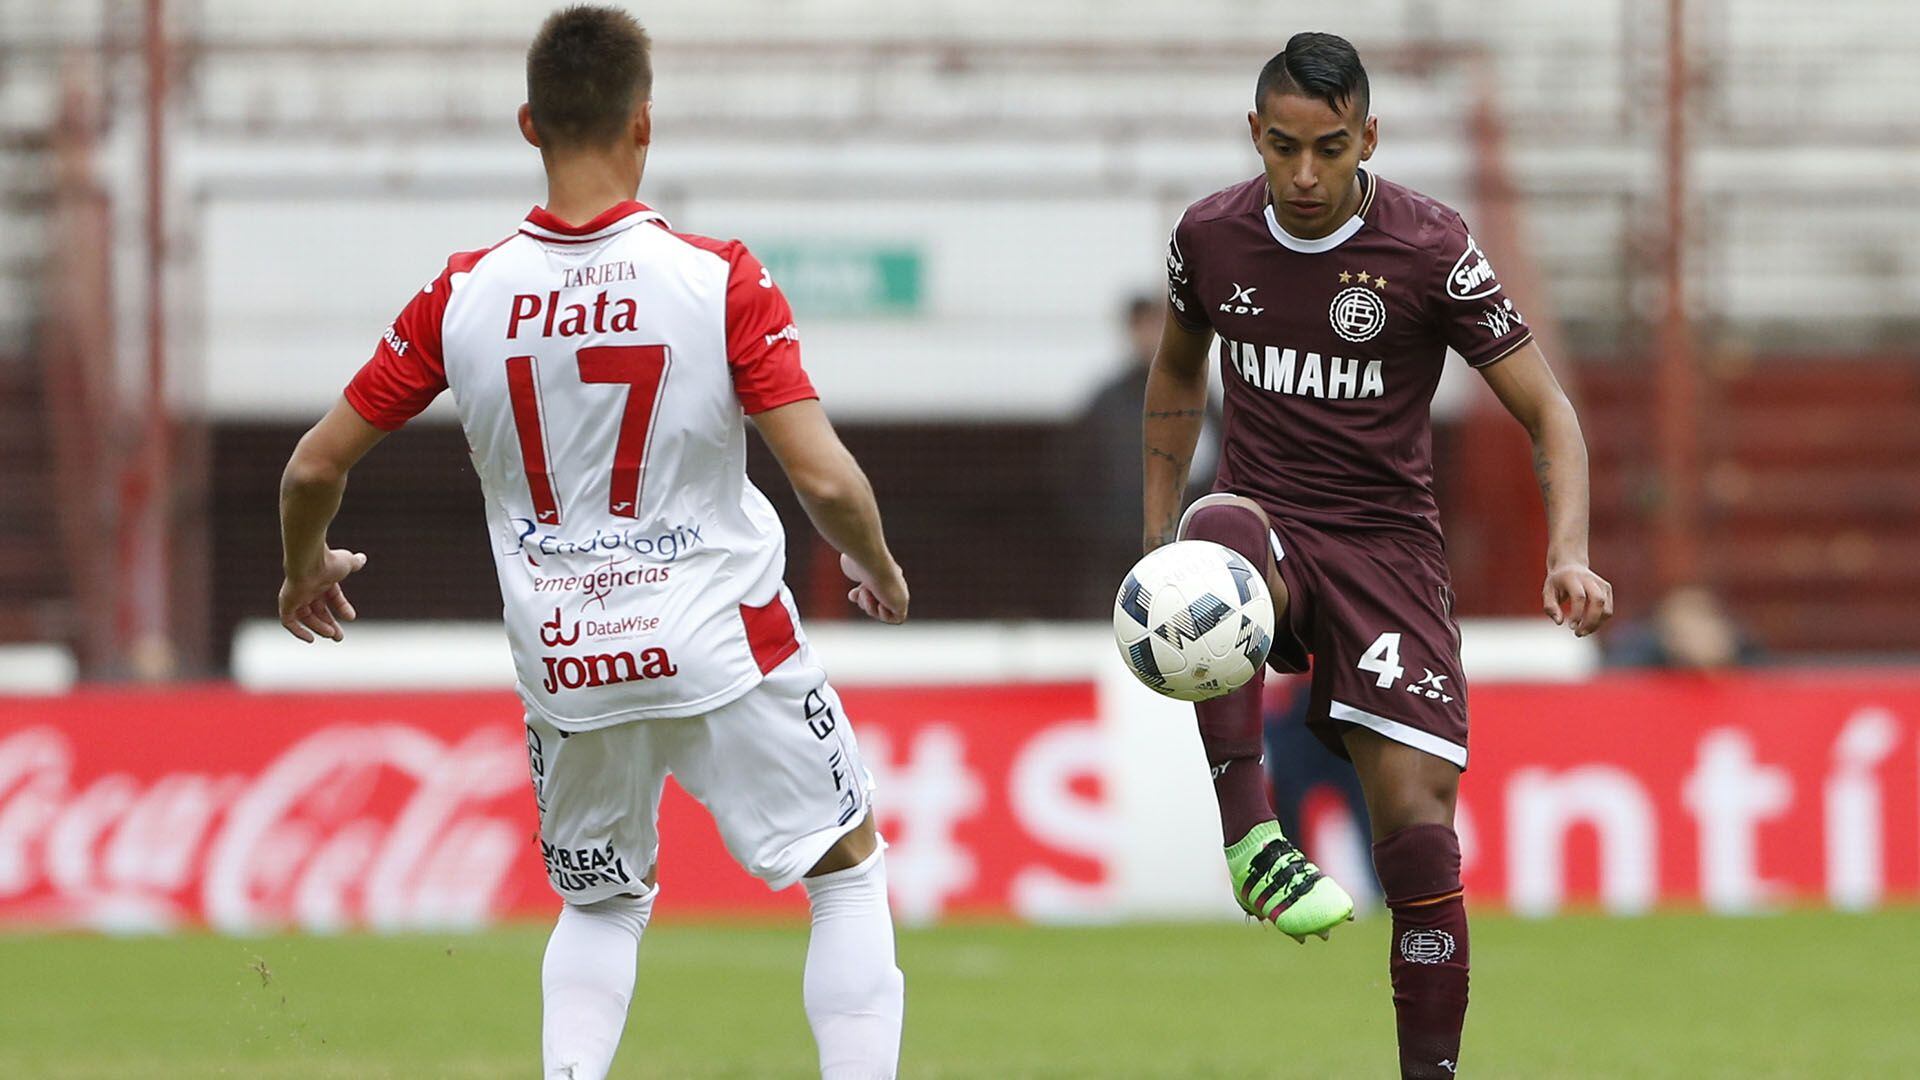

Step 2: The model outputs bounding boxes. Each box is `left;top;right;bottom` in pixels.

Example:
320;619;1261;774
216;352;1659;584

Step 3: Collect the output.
1146;509;1180;551
1532;444;1553;501
1144;408;1204;420
1144;445;1189;550
1146;446;1189;470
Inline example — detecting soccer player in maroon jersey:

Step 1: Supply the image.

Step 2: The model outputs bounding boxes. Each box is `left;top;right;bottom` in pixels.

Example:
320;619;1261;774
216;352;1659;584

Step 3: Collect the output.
1142;33;1614;1078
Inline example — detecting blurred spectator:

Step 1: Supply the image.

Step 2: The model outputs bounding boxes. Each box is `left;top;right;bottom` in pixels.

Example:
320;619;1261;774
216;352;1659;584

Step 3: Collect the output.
1059;292;1220;614
1606;584;1765;670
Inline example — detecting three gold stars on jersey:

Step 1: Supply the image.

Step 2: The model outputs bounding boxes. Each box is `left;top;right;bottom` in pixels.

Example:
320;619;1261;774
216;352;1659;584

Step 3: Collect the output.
1337;269;1389;291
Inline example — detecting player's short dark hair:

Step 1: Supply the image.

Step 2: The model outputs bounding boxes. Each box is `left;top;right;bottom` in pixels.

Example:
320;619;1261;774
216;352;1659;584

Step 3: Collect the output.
1255;32;1369;120
526;5;653;149
1124;293;1159;324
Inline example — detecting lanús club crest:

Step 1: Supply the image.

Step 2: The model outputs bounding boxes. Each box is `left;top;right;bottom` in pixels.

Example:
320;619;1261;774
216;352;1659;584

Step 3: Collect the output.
1329;285;1387;344
1399;928;1456;964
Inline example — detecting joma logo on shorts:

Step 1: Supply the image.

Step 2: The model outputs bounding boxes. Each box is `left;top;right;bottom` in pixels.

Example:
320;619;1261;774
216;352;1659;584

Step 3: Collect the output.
541;648;678;694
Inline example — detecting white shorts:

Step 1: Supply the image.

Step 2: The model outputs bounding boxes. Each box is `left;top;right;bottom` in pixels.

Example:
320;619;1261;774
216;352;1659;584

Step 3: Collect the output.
523;644;872;903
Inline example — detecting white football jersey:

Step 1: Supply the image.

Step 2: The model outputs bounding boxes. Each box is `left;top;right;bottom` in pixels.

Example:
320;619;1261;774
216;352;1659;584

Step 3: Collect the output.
346;201;817;730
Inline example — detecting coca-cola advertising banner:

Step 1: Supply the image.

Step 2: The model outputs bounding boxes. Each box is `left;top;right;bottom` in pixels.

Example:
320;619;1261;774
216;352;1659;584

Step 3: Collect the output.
1;673;1916;932
0;683;1103;932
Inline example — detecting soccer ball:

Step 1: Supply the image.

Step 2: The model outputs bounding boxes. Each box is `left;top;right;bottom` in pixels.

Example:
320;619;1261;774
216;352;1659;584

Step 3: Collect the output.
1113;540;1275;701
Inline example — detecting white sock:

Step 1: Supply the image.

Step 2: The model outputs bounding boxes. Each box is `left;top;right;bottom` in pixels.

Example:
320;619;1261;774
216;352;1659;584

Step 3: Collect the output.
541;887;656;1080
803;849;905;1080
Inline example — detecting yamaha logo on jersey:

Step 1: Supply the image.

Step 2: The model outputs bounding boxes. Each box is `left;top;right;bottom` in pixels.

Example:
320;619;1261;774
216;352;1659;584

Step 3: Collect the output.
1447;234;1501;300
1399;929;1456;964
1329;287;1387;344
1224;339;1386;400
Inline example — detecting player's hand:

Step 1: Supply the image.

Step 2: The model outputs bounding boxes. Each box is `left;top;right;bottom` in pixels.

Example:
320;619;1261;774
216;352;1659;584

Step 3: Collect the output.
1543;563;1614;638
279;548;369;642
841;553;908;625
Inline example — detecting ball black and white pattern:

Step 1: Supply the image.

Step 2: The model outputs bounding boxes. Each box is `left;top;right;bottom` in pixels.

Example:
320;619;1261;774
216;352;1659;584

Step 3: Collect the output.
1113;540;1275;701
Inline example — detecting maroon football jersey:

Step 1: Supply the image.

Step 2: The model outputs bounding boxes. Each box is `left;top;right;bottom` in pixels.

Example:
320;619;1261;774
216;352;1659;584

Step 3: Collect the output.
1167;169;1531;542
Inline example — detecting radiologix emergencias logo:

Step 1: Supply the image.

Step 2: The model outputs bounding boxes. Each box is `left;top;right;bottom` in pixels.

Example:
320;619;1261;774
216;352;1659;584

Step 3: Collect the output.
502;518;706;565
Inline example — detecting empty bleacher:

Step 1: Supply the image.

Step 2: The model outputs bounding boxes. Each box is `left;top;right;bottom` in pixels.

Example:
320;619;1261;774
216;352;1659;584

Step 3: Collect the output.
4;0;1919;662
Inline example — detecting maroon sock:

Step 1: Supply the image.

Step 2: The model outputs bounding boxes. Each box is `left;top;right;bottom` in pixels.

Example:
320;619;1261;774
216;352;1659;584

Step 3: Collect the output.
1373;823;1469;1080
1182;503;1274;845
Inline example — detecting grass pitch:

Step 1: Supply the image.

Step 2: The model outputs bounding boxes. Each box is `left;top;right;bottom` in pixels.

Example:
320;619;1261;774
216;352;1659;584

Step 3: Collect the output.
1;909;1914;1078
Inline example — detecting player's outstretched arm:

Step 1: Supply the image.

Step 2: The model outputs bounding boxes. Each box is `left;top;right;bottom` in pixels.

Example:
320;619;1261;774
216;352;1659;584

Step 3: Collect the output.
1479;342;1616;637
277;398;387;642
1142;313;1214;551
750;399;908;624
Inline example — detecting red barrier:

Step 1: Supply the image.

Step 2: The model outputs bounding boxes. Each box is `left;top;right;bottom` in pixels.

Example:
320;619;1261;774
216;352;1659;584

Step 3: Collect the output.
0;683;1102;931
1457;674;1920;913
1;674;1917;930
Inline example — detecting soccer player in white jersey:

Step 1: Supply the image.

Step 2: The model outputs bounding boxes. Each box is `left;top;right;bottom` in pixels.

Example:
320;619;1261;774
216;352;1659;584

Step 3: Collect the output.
274;9;910;1078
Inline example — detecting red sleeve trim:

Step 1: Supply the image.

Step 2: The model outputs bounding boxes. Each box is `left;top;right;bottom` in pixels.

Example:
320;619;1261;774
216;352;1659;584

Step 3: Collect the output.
668;233;819;413
342;383;407;431
740;387;821;415
341;240;508;431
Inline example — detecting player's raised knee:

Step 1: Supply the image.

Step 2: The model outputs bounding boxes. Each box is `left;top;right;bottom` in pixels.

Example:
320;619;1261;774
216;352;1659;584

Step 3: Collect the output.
1176;497;1289;619
1177;493;1270;540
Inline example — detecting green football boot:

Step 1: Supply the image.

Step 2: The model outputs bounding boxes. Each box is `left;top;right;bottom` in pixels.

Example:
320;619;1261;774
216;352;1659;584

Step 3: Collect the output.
1225;820;1354;943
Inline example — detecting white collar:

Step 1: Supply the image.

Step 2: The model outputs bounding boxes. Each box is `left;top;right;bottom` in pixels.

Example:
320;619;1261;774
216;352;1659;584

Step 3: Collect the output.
1264;205;1365;253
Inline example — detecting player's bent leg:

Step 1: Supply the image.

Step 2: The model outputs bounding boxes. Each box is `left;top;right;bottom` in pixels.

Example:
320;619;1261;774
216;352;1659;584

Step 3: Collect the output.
1178;497;1352;942
1343;726;1460;841
1344;728;1469;1080
541;871;659;1080
672;654;902;1077
1177;495;1289;845
802;812;904;1080
526;713;668;1080
1178;493;1292;616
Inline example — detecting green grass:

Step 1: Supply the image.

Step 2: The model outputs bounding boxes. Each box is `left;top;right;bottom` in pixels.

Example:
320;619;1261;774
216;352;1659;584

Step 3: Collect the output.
1;910;1915;1078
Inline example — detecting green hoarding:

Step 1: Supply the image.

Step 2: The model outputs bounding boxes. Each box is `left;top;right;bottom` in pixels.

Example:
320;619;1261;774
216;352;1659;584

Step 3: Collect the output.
756;243;923;317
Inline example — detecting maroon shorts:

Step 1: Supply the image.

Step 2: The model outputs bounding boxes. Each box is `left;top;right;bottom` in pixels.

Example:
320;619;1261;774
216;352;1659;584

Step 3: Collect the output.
1259;514;1469;770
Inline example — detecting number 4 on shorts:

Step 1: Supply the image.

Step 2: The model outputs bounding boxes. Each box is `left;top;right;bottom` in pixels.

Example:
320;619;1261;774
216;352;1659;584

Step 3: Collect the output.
1358;632;1405;689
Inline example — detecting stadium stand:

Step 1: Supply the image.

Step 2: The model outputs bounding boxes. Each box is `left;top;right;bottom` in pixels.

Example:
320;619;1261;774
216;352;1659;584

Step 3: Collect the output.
4;0;1919;665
